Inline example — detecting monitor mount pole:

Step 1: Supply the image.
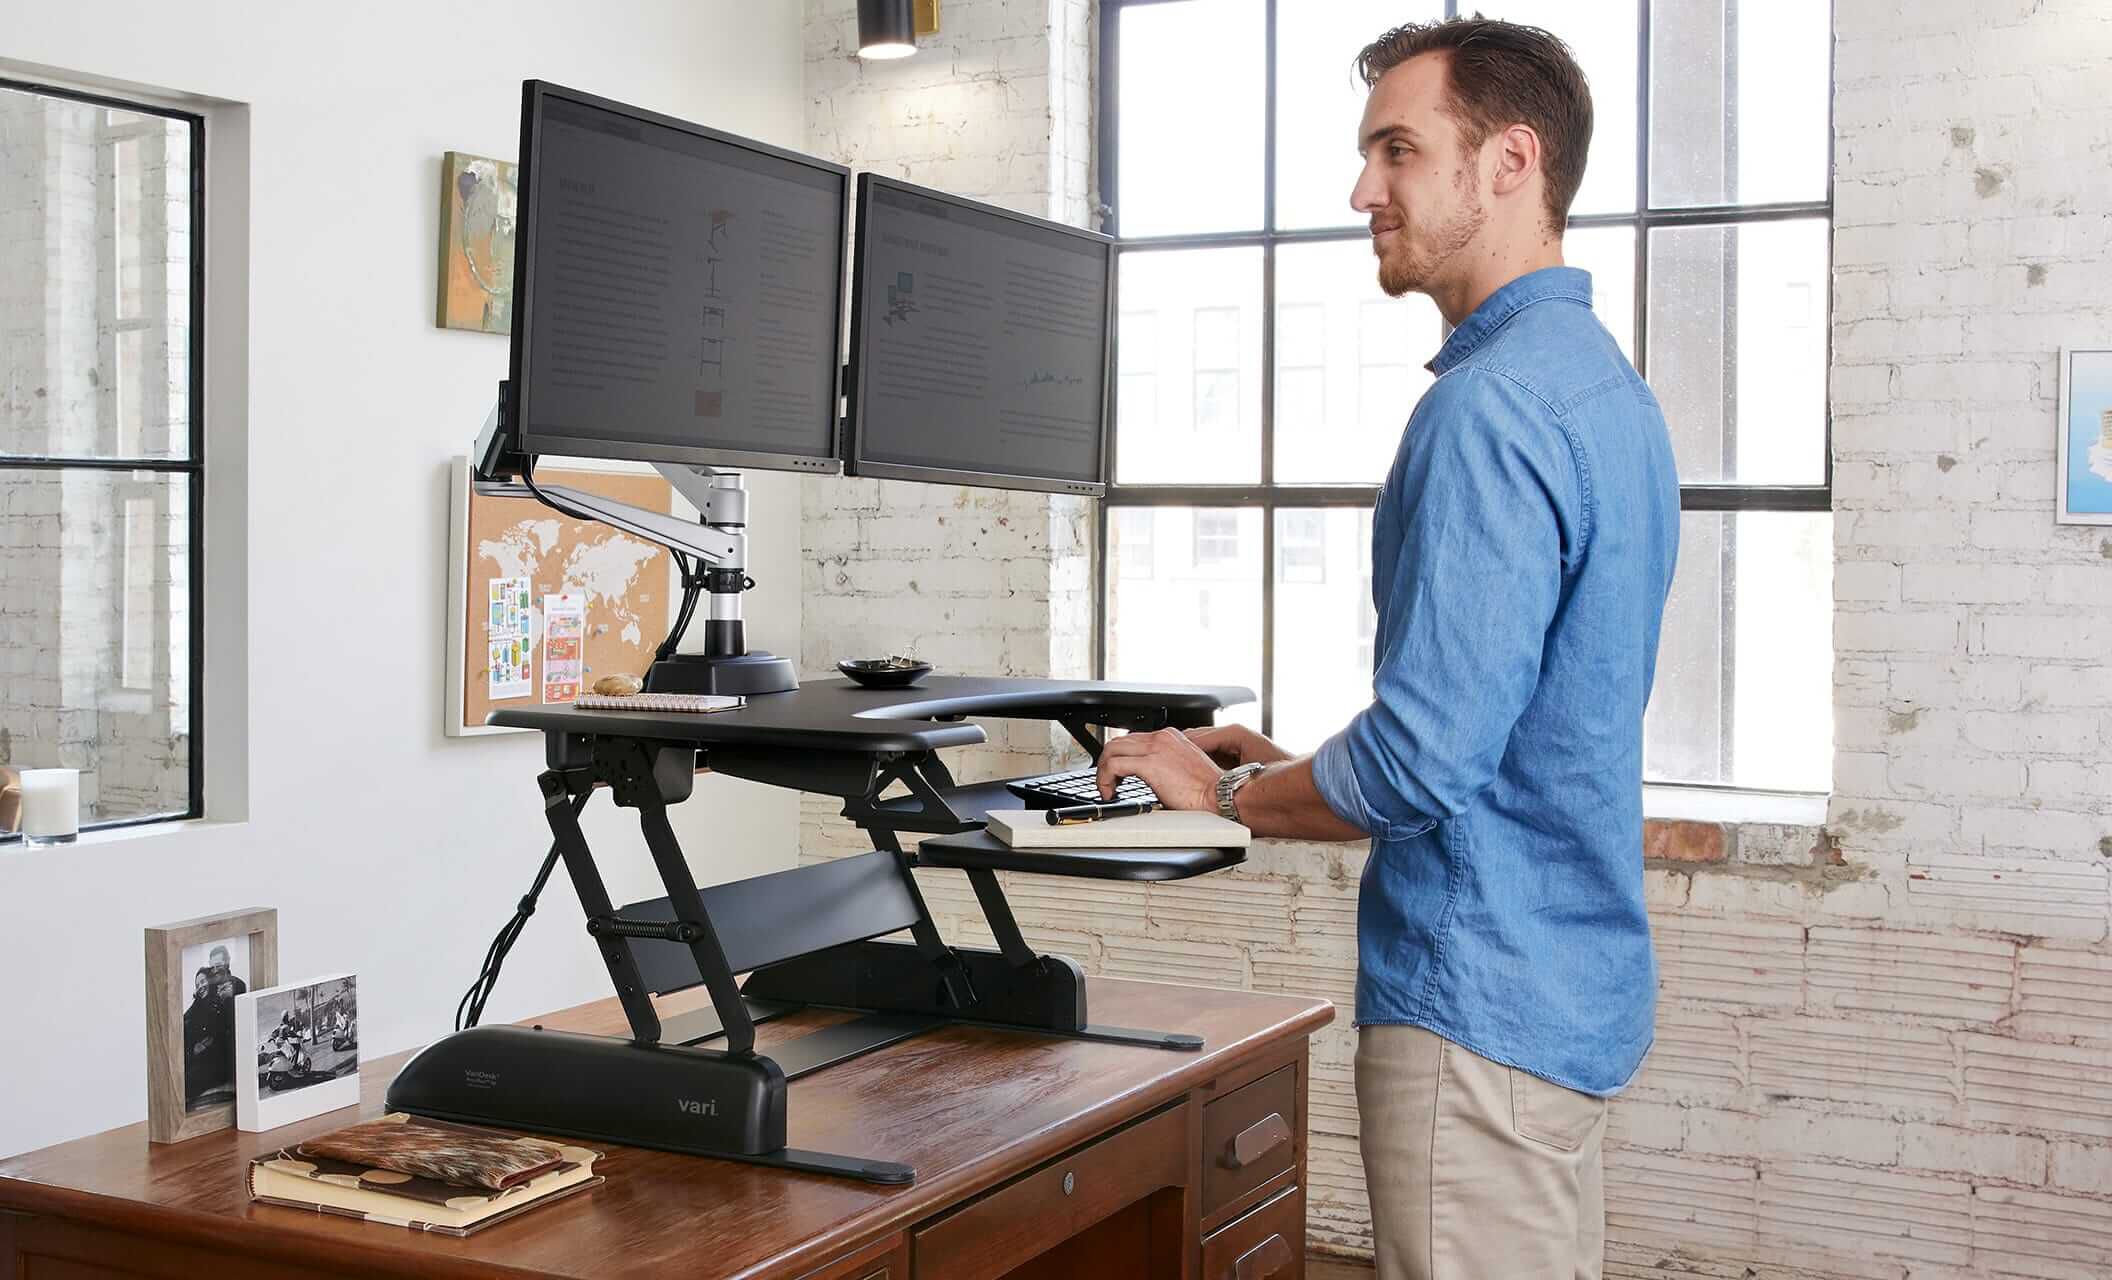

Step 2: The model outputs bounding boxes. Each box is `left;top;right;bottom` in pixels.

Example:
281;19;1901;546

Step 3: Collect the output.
646;465;798;696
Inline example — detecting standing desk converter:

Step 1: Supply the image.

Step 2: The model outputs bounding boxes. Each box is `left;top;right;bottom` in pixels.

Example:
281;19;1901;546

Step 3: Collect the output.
388;677;1296;1176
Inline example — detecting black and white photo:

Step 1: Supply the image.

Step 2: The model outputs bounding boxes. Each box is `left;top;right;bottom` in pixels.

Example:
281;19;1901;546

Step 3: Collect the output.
177;934;250;1110
236;973;361;1132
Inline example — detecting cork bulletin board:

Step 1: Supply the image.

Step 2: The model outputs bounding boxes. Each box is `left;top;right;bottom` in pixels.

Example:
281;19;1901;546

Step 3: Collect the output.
445;457;676;736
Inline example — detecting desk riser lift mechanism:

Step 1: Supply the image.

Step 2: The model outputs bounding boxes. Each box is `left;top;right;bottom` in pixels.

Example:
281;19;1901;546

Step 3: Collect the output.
386;683;1245;1185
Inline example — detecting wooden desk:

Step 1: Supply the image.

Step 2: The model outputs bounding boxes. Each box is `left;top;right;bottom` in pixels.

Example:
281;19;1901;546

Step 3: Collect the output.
1;979;1331;1279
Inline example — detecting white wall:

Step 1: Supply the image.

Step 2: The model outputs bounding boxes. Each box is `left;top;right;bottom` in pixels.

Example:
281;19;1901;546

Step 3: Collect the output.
0;0;807;1158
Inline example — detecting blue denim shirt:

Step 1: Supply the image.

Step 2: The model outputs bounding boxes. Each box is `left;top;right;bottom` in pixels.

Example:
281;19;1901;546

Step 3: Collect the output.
1311;266;1680;1096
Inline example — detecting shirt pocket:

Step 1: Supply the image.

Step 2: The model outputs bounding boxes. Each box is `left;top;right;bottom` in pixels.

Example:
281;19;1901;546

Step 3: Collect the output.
1508;1066;1605;1152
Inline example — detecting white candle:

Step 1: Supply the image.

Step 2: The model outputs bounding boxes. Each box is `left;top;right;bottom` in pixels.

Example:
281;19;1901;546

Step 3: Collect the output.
19;769;80;845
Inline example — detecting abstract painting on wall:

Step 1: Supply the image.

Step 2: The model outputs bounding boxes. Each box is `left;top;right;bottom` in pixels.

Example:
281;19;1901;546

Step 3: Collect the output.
436;151;517;335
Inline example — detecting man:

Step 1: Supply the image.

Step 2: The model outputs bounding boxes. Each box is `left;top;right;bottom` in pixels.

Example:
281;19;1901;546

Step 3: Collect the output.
208;944;247;1001
1096;17;1679;1278
182;969;223;1105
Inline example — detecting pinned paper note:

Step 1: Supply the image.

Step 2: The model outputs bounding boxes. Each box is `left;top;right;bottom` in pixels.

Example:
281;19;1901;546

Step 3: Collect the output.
541;593;586;703
488;635;531;700
486;576;534;699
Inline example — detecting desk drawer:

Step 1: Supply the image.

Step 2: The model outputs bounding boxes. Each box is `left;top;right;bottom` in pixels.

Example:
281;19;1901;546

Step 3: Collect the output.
912;1104;1186;1280
1203;1064;1298;1218
1202;1185;1304;1280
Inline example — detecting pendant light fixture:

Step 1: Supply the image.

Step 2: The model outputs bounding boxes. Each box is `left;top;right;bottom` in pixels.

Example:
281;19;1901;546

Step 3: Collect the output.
857;0;917;59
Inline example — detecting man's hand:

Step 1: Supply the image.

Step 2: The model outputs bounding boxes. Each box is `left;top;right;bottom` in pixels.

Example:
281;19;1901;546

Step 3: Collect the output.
1093;727;1223;811
1183;724;1293;769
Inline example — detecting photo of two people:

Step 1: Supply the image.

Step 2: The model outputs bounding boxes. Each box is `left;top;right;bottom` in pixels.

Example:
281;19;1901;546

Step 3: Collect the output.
179;936;250;1110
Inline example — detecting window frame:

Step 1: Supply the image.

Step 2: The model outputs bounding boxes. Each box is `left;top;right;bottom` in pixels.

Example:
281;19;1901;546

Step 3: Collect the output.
0;76;207;836
1094;0;1833;795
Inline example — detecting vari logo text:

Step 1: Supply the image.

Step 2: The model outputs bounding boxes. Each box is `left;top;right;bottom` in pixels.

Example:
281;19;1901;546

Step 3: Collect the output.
677;1097;718;1117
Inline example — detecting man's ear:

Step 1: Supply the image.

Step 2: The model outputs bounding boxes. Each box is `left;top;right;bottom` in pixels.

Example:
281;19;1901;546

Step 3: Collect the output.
1489;123;1542;198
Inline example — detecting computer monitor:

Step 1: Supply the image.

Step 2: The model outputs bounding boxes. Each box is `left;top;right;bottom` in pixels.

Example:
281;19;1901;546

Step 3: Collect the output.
509;81;849;475
844;174;1114;496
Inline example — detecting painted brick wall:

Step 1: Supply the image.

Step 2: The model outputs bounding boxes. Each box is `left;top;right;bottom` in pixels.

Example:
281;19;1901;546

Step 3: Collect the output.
800;1;2112;1272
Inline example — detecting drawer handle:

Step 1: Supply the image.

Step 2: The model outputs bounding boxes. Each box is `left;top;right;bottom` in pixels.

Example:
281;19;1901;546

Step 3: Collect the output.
1224;1112;1291;1170
1234;1233;1292;1280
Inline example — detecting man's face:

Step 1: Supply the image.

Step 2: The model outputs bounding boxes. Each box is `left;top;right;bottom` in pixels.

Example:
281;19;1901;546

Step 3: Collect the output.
1350;53;1489;299
209;947;230;976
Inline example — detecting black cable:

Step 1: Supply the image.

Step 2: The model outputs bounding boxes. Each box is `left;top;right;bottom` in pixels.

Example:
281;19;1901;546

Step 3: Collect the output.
456;787;593;1031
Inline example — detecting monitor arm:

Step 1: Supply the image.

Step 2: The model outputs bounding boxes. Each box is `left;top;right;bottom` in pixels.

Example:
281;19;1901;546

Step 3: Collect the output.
471;381;799;696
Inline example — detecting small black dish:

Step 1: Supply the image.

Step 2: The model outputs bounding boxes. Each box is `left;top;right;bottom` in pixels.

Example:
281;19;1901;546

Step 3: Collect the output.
837;658;933;689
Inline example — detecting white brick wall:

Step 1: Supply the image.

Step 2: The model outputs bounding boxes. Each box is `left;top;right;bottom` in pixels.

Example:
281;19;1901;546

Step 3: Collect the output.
797;0;2112;1269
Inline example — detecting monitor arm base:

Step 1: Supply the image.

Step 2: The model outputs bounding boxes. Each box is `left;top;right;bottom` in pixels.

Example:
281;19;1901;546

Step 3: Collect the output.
646;651;799;696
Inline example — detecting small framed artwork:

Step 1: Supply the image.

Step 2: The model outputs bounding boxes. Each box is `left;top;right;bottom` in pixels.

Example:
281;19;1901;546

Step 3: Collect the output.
436;151;518;334
237;973;362;1132
2057;347;2112;525
144;908;279;1143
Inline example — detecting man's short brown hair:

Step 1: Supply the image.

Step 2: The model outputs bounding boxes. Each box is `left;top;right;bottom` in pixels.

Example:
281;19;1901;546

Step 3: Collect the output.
1355;16;1593;232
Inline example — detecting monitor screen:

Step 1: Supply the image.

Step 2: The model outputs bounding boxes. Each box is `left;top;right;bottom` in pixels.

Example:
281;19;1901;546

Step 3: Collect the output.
846;175;1113;495
510;82;849;474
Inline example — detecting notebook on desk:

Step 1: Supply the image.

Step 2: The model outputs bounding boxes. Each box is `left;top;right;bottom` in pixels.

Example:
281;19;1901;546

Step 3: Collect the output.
984;808;1250;849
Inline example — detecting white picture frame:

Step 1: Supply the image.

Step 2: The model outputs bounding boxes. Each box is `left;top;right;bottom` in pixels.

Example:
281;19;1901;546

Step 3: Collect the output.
2056;346;2112;525
235;972;361;1133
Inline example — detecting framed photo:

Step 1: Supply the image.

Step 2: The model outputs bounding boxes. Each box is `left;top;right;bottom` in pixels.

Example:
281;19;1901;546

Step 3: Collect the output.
2057;347;2112;525
144;908;278;1143
236;973;361;1132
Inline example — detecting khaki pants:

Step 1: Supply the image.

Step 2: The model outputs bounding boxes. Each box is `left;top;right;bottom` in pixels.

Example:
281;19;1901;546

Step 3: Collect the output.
1356;1025;1607;1279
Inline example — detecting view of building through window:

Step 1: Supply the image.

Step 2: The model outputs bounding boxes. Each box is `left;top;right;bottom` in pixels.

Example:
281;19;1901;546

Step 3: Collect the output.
1100;0;1833;793
0;81;202;831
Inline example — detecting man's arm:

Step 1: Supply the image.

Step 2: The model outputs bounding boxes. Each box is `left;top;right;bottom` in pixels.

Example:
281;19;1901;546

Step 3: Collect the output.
1092;728;1368;842
1312;368;1574;838
1097;369;1576;841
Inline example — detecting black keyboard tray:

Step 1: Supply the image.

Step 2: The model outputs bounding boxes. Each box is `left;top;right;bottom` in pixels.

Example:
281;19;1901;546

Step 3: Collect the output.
915;829;1245;882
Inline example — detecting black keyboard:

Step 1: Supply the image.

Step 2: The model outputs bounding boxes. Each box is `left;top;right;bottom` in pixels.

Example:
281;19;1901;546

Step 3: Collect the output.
1006;766;1158;809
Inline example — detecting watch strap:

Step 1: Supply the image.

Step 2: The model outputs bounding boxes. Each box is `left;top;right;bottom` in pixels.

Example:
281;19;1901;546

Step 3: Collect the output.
1216;762;1267;824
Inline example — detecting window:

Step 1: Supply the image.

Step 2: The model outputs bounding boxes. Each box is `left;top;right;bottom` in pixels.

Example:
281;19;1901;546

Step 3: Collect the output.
1191;306;1243;434
1098;1;1833;793
1193;511;1242;566
0;79;204;834
1113;507;1156;579
1279;511;1326;584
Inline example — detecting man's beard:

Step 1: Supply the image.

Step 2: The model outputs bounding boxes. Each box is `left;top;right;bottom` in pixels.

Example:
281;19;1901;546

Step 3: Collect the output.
1373;175;1486;299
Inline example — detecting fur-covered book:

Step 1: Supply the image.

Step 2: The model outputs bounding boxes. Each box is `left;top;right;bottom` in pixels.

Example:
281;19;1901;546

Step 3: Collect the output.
246;1115;603;1236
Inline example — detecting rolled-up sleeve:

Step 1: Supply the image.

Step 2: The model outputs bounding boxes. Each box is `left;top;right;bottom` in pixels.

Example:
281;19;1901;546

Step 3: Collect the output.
1322;367;1580;840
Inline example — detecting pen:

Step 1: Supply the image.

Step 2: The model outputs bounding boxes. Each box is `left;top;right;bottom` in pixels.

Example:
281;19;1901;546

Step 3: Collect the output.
1047;798;1158;825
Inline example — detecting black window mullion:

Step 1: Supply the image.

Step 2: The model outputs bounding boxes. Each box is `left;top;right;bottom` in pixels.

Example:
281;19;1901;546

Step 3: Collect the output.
1259;0;1278;737
189;108;207;821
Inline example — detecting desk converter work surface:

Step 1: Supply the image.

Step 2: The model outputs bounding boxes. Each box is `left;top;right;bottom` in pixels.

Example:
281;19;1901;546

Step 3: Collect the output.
485;674;1254;753
0;980;1333;1280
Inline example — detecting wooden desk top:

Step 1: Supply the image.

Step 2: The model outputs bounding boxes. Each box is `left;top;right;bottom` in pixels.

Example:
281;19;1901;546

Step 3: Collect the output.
0;979;1331;1280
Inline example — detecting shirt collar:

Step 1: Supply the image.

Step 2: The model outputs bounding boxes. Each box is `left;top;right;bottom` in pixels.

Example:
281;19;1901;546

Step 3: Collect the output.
1426;266;1594;375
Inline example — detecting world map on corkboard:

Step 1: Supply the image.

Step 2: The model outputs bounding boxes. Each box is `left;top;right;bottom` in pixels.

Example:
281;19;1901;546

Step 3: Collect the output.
455;463;673;732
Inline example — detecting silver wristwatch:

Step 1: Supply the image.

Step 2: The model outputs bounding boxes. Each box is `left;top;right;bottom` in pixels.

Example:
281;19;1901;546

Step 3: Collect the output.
1216;762;1267;823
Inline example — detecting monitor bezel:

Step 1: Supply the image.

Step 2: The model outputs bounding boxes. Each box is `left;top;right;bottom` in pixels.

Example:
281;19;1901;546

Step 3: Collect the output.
508;80;850;477
844;172;1114;498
